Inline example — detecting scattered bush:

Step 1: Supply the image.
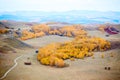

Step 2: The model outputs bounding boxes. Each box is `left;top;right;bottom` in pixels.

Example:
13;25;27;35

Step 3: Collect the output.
110;53;114;57
101;53;105;58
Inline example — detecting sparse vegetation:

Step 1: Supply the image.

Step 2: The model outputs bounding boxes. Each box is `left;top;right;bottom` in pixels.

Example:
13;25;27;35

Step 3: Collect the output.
101;53;105;58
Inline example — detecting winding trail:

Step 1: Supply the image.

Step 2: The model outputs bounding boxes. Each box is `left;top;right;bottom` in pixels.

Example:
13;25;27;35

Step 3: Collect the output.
0;55;23;80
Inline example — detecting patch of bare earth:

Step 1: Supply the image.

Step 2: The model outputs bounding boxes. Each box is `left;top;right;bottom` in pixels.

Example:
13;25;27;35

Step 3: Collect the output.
0;49;33;78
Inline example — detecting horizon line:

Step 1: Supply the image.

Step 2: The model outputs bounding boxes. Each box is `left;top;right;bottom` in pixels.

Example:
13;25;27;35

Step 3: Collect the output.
0;10;120;13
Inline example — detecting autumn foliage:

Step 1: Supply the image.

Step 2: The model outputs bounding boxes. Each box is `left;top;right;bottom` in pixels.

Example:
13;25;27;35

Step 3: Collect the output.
20;24;87;40
0;28;8;34
31;24;50;33
37;35;111;67
18;24;111;67
59;25;87;37
20;30;35;40
20;24;48;40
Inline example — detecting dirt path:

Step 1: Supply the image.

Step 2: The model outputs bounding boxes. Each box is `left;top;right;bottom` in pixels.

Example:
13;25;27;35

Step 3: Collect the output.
0;55;23;80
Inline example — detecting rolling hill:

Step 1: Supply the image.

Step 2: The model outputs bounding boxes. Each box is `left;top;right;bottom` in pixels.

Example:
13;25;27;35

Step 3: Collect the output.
0;10;120;24
0;35;32;53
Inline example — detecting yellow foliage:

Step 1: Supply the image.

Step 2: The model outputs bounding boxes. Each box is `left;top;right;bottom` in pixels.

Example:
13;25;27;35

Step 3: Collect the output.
20;24;87;40
20;30;35;40
59;25;87;37
37;34;111;67
29;24;111;67
70;58;75;61
49;29;61;35
55;58;65;67
32;24;50;33
77;53;84;59
40;57;50;65
87;52;94;57
35;31;45;37
0;28;8;34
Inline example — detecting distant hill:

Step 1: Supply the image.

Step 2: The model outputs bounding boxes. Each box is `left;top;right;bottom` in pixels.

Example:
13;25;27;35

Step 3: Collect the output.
0;10;120;24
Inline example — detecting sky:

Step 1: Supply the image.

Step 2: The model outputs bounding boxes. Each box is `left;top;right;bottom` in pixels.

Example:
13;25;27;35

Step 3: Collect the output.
0;0;120;12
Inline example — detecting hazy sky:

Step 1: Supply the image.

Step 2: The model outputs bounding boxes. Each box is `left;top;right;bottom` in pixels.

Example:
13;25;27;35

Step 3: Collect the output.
0;0;120;12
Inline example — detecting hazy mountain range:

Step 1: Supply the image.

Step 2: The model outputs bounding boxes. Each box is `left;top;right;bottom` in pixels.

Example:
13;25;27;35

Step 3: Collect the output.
0;10;120;24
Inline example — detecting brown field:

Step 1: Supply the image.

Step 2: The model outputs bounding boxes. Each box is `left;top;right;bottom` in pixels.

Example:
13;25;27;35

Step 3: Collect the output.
0;31;120;80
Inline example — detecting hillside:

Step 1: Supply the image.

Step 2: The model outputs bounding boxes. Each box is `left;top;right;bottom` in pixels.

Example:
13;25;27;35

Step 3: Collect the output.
0;35;32;53
0;22;8;29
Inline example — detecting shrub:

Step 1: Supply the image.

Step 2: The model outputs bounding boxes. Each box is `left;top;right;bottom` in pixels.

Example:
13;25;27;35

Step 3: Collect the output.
0;28;8;34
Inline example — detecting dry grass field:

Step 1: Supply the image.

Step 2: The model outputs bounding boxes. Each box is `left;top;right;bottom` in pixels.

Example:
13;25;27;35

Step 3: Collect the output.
0;31;120;80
